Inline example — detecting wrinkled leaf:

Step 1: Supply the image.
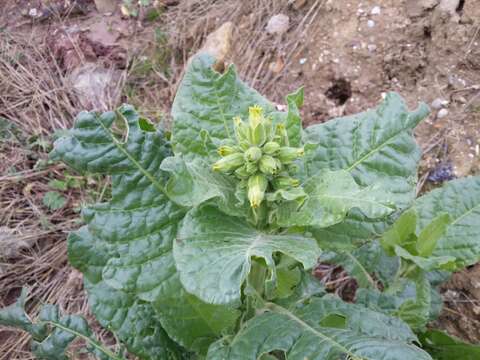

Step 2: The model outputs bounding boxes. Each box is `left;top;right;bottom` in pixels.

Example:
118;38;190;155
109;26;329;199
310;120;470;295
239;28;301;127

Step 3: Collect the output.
207;297;431;360
414;176;480;267
303;93;429;248
53;106;235;355
171;54;274;160
174;206;321;305
277;170;395;228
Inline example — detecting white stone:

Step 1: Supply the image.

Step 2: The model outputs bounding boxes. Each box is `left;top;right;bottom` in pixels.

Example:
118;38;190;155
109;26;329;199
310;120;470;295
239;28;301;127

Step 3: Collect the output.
367;20;375;28
266;14;290;35
437;108;449;118
371;6;381;15
431;98;448;109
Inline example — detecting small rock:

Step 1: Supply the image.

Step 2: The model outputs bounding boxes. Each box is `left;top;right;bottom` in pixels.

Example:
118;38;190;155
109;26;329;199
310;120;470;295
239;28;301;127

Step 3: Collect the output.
371;6;381;15
437;108;449;118
28;8;39;17
94;0;117;13
197;22;234;68
269;57;285;73
266;14;290;35
439;0;460;15
367;44;377;52
367;20;375;28
289;0;308;10
431;98;449;109
299;58;307;65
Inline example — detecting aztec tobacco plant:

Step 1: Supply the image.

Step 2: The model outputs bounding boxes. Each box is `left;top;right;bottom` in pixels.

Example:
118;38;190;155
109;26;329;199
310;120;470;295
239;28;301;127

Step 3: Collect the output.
2;54;480;359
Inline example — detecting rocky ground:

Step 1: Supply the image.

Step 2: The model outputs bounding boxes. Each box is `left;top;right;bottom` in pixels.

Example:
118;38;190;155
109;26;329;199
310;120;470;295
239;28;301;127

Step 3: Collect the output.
0;0;479;358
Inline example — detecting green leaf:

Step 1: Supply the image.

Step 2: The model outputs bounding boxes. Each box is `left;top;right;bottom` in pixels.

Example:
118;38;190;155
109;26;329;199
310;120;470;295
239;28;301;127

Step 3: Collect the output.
0;288;44;340
54;106;236;355
207;297;431;360
394;246;456;272
276;170;395;228
174;206;321;305
153;274;240;354
171;54;274;160
357;272;433;330
320;241;398;288
303;93;429;248
311;209;394;251
283;87;304;147
417;213;450;257
414;176;480;267
42;191;66;210
85;279;184;359
160;155;245;216
381;208;417;256
419;329;480;359
380;210;455;272
0;289;122;360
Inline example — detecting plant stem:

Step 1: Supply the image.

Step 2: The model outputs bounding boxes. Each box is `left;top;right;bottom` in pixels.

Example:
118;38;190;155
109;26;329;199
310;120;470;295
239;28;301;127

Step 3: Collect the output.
47;321;124;360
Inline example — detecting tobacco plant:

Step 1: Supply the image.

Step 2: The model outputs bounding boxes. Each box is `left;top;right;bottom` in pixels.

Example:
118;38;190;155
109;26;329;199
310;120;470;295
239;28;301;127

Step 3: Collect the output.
2;54;480;359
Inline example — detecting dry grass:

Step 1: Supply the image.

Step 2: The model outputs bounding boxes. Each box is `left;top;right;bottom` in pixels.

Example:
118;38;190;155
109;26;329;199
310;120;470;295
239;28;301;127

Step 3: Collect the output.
0;31;78;135
165;0;326;101
0;29;114;359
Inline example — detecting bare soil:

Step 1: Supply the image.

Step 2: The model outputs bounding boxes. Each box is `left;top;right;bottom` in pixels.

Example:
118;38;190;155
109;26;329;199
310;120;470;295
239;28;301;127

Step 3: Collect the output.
1;0;479;357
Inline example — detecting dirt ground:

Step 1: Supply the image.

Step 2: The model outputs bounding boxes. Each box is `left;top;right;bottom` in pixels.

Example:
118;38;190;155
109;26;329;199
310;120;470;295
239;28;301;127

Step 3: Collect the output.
1;0;480;358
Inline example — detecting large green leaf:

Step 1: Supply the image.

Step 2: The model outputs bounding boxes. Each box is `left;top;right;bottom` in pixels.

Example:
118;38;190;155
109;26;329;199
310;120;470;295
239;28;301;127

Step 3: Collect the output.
53;106;237;355
413;176;480;267
174;206;321;305
419;329;480;359
153;274;241;354
171;54;274;159
160;155;245;216
303;93;429;248
276;170;395;228
85;279;183;359
207;297;431;360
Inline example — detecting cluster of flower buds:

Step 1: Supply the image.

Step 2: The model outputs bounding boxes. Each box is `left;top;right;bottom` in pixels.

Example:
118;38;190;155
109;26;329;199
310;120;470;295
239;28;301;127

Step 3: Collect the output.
212;105;304;209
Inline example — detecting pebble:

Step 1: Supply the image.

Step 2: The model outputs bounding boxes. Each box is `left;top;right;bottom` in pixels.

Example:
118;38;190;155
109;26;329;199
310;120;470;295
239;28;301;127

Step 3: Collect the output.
371;6;381;15
431;98;449;109
28;8;38;17
367;20;375;28
437;108;449;118
299;58;307;65
266;14;290;35
367;44;377;52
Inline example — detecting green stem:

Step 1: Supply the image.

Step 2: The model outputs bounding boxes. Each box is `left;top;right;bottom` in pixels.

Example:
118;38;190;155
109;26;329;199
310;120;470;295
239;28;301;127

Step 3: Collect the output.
46;321;124;360
244;260;267;322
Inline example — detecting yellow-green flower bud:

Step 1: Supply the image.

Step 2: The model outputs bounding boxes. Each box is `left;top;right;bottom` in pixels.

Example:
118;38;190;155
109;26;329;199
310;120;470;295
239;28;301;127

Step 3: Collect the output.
218;145;238;157
250;122;266;146
212;153;244;173
263;141;280;155
248;173;267;208
259;155;280;175
273;176;300;189
234;117;250;143
248;105;263;129
245;161;258;174
274;123;289;146
244;147;262;162
235;165;250;179
277;147;304;164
